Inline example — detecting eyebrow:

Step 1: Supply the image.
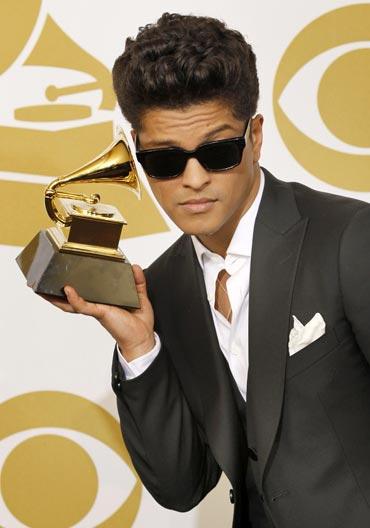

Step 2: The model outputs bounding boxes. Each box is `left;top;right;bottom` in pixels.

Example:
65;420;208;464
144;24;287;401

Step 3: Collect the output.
139;123;237;149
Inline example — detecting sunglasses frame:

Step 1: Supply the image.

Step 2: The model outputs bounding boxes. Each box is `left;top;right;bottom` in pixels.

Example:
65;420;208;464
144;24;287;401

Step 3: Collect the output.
135;118;251;180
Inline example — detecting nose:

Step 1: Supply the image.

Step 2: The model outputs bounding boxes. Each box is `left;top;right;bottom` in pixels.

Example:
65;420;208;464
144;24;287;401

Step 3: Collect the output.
181;158;211;190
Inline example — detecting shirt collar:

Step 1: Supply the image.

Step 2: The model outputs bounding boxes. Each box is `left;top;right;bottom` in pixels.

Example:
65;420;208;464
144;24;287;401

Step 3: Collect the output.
191;168;265;269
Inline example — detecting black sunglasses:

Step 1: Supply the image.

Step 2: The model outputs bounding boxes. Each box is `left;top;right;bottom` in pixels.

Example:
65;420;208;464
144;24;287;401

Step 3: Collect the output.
135;119;251;179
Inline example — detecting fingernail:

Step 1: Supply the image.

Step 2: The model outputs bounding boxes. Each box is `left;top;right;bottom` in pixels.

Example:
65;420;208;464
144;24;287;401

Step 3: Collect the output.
64;286;71;295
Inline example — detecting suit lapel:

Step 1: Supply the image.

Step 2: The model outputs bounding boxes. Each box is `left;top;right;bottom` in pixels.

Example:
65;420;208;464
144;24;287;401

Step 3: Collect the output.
169;239;248;488
164;170;307;491
247;170;308;490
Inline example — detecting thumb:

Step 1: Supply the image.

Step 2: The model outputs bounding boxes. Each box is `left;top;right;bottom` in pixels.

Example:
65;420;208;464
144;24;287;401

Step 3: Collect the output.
132;264;149;301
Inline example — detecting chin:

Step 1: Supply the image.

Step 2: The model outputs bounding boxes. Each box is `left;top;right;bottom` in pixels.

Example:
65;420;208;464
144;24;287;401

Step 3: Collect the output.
169;208;224;235
179;220;220;237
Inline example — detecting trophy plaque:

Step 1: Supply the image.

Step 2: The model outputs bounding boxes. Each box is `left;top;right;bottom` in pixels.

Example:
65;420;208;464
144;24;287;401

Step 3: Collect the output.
16;130;141;309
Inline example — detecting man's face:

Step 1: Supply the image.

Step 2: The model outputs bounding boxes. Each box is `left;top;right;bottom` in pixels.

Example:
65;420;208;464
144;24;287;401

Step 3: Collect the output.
133;100;263;238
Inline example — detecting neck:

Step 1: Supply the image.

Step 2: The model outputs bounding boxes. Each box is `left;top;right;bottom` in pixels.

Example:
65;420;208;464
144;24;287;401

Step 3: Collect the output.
197;165;261;257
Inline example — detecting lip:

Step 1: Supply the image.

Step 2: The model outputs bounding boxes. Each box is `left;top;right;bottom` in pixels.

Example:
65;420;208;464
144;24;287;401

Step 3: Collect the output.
179;198;217;213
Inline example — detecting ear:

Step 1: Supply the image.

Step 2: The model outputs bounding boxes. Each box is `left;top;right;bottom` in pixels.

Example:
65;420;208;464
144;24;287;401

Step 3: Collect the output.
251;114;264;163
130;129;137;143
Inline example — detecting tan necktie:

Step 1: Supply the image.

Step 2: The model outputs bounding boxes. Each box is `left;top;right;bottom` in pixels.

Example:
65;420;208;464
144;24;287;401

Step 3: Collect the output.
215;269;232;323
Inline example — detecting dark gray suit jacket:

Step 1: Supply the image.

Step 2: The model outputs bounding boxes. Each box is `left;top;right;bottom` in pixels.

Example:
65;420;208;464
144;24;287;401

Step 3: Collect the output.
112;169;370;528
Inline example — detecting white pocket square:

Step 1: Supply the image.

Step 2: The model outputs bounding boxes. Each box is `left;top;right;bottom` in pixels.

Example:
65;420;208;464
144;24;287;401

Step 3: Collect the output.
288;313;326;356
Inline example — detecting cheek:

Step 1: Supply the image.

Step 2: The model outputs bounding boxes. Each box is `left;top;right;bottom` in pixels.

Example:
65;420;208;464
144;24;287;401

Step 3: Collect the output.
148;180;177;212
220;168;251;201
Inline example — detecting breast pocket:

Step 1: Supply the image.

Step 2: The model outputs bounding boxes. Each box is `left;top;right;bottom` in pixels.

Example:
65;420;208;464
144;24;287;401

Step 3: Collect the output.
286;327;339;380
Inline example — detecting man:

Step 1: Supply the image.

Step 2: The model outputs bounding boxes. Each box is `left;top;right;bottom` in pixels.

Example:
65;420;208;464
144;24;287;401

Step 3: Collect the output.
47;13;370;528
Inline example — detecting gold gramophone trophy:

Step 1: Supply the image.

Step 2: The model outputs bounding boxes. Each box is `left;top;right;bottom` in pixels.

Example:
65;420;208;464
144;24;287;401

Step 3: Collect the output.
16;130;141;309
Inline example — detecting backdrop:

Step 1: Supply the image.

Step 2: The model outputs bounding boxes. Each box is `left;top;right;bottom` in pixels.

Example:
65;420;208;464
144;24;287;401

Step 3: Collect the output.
1;1;369;527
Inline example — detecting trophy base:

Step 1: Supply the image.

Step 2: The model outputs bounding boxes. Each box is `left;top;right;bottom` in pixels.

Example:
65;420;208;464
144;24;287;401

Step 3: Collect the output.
16;229;140;309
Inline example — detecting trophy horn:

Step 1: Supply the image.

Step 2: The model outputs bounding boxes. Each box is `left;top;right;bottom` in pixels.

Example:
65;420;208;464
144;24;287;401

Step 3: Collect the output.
45;129;141;226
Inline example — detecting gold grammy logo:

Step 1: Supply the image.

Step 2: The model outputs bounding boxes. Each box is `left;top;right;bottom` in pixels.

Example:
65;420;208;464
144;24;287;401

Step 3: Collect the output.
273;4;370;191
1;0;168;246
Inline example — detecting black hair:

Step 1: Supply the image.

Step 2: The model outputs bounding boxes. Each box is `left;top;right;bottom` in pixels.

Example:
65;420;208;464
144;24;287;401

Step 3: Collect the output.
112;12;259;129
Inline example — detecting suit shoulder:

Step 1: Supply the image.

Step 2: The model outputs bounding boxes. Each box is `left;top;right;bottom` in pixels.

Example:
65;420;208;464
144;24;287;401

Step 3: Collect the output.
289;180;370;225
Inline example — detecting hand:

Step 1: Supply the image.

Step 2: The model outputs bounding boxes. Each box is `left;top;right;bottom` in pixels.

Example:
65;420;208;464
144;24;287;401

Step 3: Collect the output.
41;264;155;362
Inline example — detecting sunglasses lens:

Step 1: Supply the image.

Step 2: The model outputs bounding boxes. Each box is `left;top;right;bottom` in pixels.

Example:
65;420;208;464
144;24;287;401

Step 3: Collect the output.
137;136;245;178
138;150;186;179
198;141;243;171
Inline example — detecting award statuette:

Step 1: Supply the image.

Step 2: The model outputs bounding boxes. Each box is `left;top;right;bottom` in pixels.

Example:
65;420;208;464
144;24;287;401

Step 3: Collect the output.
16;130;141;309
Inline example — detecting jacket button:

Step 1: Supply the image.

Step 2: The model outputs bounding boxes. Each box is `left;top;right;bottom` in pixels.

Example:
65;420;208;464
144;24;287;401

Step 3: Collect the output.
116;381;121;390
229;489;235;504
248;447;258;461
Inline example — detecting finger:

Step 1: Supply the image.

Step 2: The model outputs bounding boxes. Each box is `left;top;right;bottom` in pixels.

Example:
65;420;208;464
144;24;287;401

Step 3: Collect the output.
132;264;148;300
63;286;104;318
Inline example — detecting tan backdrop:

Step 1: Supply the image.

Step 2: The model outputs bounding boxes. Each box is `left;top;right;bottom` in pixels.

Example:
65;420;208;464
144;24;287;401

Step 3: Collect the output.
1;1;369;526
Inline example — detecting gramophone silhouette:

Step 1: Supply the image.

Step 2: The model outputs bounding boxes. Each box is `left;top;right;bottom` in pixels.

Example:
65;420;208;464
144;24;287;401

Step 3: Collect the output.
1;3;116;176
0;2;168;247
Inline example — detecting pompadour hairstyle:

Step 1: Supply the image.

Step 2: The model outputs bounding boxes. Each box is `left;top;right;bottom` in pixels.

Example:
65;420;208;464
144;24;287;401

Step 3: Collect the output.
112;13;259;129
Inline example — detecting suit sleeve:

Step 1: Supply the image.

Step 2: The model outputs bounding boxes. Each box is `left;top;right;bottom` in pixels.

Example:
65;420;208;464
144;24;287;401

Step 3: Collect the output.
339;204;370;361
111;343;221;512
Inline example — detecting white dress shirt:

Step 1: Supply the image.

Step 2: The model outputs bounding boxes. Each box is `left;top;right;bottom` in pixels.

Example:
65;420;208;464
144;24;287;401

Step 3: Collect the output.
119;170;265;400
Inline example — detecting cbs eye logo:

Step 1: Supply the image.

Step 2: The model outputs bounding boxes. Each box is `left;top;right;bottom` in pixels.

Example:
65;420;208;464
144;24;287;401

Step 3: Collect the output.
0;392;142;527
273;4;370;191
